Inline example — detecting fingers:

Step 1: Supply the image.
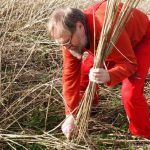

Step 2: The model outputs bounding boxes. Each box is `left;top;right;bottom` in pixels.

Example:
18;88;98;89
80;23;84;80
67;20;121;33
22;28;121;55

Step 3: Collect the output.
62;124;73;139
89;74;103;83
61;115;75;139
89;68;110;83
90;68;103;77
90;68;102;73
89;68;103;83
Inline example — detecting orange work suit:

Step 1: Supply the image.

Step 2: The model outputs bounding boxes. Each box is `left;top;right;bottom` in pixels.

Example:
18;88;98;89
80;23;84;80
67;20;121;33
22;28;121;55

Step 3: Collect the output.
62;1;150;138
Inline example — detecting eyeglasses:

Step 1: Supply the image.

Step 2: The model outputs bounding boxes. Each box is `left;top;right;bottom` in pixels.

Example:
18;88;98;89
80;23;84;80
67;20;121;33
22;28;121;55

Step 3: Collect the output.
57;33;73;47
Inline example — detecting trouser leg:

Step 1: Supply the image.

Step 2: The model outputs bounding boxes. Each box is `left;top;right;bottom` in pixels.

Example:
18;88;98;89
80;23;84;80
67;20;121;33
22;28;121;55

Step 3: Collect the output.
122;37;150;138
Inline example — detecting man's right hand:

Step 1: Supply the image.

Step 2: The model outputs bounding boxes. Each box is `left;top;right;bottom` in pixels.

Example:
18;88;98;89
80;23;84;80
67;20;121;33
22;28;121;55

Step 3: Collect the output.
61;114;76;139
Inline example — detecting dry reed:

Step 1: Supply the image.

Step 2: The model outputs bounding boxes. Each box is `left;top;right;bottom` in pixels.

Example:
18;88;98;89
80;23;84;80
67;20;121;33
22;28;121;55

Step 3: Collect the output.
0;0;149;149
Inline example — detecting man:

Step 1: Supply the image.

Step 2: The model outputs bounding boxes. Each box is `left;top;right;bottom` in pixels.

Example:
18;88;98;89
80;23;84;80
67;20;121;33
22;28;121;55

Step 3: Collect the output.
47;1;150;139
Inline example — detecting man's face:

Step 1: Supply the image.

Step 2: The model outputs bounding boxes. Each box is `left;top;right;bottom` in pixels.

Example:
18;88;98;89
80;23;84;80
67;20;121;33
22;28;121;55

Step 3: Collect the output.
53;22;87;59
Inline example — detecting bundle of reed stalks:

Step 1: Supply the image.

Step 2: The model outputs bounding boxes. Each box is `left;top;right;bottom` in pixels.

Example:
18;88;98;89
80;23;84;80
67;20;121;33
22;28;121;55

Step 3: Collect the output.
0;133;87;150
72;0;140;143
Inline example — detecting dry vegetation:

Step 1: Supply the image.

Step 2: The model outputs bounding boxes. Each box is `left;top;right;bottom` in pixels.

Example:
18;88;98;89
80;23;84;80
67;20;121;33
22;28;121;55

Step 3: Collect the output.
0;0;150;149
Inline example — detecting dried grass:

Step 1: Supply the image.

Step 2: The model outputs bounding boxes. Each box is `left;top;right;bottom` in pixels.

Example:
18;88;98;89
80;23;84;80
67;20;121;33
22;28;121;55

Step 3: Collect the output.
0;0;150;149
1;0;87;149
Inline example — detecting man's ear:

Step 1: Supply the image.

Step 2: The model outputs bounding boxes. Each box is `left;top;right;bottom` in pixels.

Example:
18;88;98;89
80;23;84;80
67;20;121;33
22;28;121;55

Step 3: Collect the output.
76;21;84;33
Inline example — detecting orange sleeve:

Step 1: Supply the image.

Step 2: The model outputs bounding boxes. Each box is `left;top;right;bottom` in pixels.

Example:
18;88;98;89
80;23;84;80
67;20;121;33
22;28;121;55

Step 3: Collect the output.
62;48;81;115
107;29;137;86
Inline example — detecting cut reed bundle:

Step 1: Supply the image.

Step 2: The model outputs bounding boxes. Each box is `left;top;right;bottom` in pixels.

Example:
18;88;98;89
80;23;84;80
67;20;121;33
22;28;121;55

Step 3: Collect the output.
72;0;140;143
0;133;87;150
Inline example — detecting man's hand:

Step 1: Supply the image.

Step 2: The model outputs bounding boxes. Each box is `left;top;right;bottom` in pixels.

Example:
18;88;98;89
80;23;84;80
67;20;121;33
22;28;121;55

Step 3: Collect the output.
89;68;110;83
61;114;76;139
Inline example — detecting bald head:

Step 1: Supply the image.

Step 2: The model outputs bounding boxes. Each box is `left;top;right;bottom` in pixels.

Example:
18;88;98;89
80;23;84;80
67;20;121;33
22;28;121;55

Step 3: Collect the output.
47;7;87;40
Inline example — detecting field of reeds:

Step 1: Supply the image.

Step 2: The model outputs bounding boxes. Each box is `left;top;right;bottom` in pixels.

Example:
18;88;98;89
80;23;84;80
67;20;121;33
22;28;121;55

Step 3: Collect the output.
1;0;150;149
